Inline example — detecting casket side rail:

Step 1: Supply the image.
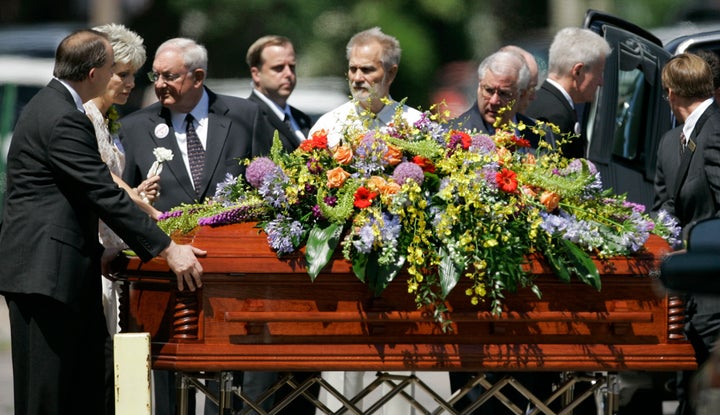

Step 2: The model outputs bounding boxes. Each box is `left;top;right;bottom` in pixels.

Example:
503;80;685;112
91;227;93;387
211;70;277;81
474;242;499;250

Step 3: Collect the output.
115;222;697;373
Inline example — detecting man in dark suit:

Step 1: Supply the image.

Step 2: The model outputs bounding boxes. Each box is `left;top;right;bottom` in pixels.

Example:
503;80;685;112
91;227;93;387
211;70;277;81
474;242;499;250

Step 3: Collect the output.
243;34;321;415
0;29;204;415
119;37;273;415
653;53;720;415
120;38;273;213
452;49;546;151
246;35;312;151
526;27;611;158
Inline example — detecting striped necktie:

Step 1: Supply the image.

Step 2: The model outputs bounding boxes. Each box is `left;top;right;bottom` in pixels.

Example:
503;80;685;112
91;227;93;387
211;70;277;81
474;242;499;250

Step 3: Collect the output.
185;114;205;198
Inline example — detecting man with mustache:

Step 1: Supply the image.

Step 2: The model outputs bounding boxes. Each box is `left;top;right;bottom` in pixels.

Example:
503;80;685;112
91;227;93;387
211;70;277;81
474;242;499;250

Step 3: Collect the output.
308;27;422;148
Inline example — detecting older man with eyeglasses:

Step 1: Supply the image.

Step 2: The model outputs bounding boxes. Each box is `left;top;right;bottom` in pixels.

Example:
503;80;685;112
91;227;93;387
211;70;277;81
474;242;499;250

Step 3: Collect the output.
452;49;548;152
117;37;274;415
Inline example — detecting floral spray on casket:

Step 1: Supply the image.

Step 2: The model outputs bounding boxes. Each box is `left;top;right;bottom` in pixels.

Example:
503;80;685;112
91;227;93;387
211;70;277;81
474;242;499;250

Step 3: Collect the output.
157;104;680;326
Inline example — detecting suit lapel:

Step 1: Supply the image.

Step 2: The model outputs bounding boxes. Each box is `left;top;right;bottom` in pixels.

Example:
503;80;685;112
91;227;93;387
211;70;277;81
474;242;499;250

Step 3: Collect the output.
150;108;196;201
250;92;297;150
201;94;231;200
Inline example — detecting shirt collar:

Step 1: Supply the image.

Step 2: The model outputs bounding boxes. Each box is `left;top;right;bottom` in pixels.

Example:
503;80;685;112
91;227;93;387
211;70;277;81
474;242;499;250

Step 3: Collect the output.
252;89;289;120
683;97;714;139
55;77;85;112
546;78;575;110
171;88;210;131
352;96;398;125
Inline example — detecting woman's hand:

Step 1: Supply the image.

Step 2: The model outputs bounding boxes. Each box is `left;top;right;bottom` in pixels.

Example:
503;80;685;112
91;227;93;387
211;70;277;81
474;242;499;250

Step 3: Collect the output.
137;174;161;203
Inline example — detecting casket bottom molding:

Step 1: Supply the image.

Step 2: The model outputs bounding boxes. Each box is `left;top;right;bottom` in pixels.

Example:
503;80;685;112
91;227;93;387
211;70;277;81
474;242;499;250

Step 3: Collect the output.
116;222;697;373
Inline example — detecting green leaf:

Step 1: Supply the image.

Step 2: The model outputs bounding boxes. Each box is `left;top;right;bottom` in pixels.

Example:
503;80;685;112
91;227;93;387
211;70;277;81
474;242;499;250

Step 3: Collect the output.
364;252;406;296
560;239;601;291
352;253;368;283
305;223;342;281
542;244;572;283
438;248;462;298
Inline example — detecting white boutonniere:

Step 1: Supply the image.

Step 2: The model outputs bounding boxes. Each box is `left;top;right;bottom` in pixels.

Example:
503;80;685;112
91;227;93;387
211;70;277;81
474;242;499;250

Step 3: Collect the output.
147;147;174;178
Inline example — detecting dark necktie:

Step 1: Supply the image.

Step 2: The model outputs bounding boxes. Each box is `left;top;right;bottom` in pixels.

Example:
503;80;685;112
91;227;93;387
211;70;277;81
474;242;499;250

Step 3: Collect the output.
185;114;205;197
284;112;301;143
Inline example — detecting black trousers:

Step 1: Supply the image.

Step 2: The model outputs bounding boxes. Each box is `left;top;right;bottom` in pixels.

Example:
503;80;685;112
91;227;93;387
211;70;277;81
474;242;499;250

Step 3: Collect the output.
5;292;112;415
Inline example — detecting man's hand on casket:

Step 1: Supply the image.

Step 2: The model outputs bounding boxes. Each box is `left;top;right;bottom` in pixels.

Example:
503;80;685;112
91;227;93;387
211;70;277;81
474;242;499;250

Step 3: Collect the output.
160;241;206;291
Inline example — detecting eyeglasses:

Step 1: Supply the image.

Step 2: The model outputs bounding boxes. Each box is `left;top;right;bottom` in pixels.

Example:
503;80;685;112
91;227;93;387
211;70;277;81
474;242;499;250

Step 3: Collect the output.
147;71;189;83
480;84;516;102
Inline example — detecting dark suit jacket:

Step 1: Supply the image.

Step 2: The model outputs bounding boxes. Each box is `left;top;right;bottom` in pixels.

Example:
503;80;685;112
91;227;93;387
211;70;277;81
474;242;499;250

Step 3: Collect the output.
526;81;584;158
248;90;312;152
452;101;545;149
120;87;274;212
653;102;720;235
0;79;170;305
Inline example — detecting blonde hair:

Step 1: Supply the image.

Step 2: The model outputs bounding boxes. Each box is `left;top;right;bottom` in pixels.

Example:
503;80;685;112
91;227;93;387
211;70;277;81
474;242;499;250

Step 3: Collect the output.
93;23;146;70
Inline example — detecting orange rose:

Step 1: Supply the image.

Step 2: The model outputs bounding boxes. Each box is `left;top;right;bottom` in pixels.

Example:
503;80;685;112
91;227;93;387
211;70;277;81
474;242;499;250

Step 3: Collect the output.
368;175;400;196
381;181;401;195
384;145;403;166
333;144;353;165
326;167;350;188
539;191;560;211
521;185;537;198
368;175;386;191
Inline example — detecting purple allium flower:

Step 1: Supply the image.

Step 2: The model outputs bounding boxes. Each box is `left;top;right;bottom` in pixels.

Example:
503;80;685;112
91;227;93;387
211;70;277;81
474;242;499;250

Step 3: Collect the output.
563;159;598;176
480;162;500;189
245;157;277;188
470;134;496;155
392;161;425;185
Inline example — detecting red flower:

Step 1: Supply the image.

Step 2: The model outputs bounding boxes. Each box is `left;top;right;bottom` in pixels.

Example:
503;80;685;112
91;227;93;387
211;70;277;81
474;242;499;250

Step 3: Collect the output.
511;135;531;148
300;130;329;151
449;130;472;150
496;168;518;193
412;155;436;173
353;186;378;209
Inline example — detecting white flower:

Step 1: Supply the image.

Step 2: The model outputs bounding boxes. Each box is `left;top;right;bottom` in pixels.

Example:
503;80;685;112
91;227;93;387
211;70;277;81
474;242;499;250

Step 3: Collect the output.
147;147;174;178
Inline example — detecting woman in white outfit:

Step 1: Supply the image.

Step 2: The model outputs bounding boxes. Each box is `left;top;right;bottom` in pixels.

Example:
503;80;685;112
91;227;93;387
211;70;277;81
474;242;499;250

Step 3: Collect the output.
84;23;161;334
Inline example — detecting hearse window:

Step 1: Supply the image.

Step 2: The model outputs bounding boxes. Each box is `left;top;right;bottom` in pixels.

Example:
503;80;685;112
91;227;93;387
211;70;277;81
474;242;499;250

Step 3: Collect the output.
610;38;659;167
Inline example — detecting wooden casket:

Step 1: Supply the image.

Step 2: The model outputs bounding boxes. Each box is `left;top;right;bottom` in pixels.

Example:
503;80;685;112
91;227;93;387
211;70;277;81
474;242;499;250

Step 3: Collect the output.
116;222;696;374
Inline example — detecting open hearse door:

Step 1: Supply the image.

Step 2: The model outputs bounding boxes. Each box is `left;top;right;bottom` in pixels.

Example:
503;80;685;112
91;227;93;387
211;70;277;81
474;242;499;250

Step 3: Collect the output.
582;9;720;211
582;9;673;211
